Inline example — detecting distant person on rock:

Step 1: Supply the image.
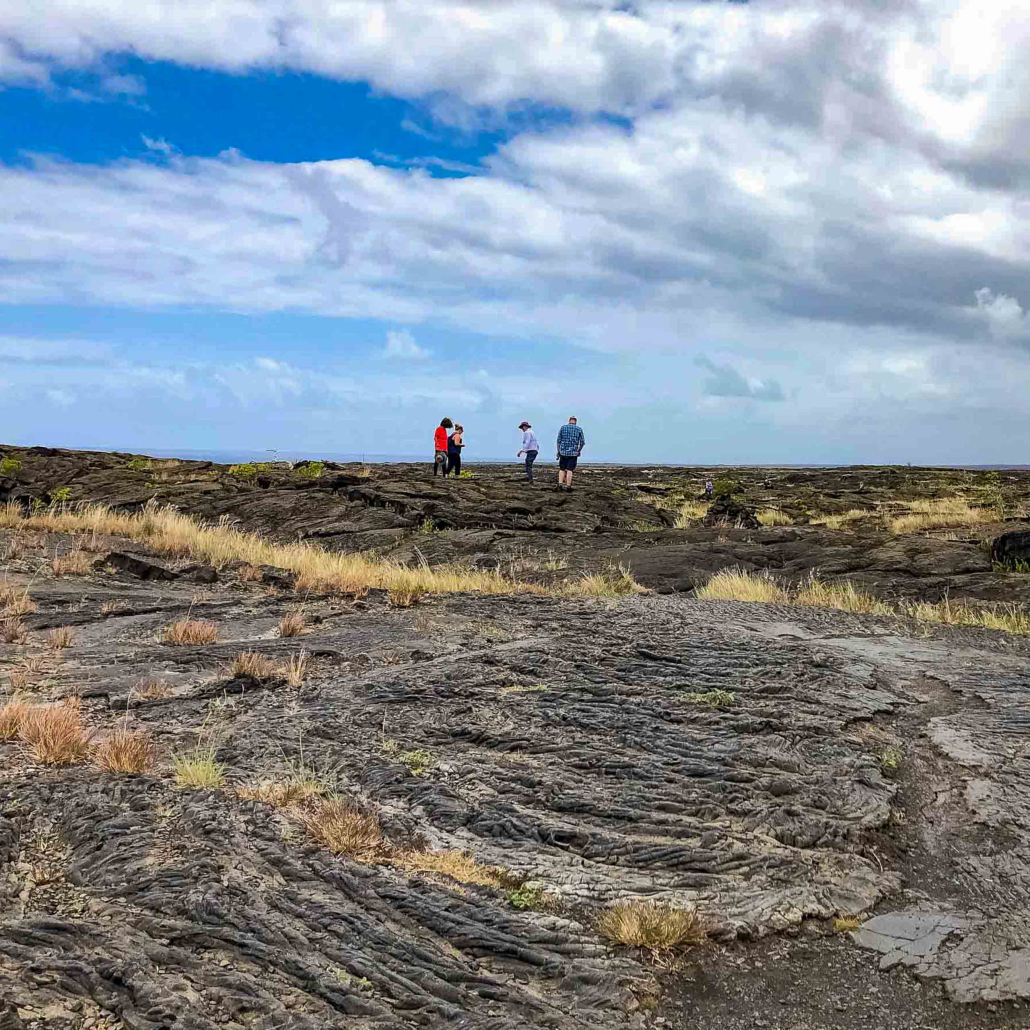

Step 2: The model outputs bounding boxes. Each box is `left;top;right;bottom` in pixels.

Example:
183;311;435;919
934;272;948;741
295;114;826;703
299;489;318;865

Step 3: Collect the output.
555;416;585;491
517;421;539;483
705;479;714;499
433;418;453;477
447;424;465;477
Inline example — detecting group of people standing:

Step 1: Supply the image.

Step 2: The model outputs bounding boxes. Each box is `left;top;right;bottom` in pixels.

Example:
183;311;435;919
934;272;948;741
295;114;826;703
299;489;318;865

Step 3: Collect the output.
432;416;586;490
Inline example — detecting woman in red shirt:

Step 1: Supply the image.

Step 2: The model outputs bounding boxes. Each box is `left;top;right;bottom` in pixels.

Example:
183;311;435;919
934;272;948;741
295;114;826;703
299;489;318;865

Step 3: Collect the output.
433;418;453;477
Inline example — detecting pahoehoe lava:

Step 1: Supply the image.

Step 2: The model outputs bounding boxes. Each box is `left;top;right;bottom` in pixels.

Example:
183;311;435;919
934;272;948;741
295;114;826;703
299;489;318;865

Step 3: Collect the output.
1;447;1030;1029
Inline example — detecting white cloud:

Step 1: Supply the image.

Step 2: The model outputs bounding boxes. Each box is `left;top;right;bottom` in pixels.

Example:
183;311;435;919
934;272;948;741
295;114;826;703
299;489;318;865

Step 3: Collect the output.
141;134;176;155
974;288;1028;341
46;389;75;406
381;330;430;360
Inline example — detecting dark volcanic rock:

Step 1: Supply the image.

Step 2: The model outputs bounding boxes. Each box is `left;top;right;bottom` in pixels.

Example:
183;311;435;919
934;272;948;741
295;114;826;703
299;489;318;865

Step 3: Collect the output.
702;495;761;529
990;530;1030;570
104;551;179;581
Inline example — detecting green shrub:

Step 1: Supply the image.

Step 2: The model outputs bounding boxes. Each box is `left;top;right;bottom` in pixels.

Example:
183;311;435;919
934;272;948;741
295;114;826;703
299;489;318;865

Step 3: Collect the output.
879;747;903;777
229;463;259;479
0;457;23;476
686;689;735;708
296;461;325;480
508;884;547;910
712;476;742;499
126;457;152;472
50;487;72;503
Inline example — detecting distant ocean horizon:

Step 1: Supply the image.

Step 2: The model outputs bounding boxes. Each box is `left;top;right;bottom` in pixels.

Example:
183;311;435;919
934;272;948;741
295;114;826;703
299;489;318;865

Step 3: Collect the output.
63;446;1030;471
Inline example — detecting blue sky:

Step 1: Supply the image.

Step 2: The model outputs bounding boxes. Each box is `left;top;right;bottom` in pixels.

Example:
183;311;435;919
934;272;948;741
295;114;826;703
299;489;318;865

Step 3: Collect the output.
1;1;1029;463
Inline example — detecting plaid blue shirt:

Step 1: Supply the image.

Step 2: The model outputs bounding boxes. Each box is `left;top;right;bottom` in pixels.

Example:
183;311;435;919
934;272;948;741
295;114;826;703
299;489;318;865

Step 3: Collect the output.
556;423;585;456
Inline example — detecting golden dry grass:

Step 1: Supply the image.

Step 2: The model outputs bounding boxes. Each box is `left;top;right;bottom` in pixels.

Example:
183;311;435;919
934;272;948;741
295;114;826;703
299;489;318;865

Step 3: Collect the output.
794;575;890;615
137;680;174;700
281;651;308;687
0;583;36;617
278;611;307;638
237;778;322;808
389;582;428;607
757;508;793;527
0;617;26;644
697;568;787;603
94;729;155;773
301;799;384;861
0;699;29;740
890;498;997;535
833;916;860;933
597;900;708;955
813;508;870;531
238;563;264;582
44;626;75;650
51;549;92;576
228;651;278;679
172;743;225;788
566;563;644;597
163;619;219;645
674;499;709;528
908;598;1030;635
8;670;29;692
19;699;91;765
391;849;510;887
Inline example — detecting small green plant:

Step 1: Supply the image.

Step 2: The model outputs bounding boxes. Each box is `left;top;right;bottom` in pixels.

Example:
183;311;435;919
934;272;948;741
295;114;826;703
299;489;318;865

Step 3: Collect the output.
833;916;860;933
0;457;23;476
458;469;476;479
50;487;72;503
686;689;735;708
712;476;742;500
993;559;1030;574
296;461;325;480
398;748;435;776
879;747;903;777
228;463;259;479
508;884;548;910
418;516;436;534
126;457;152;472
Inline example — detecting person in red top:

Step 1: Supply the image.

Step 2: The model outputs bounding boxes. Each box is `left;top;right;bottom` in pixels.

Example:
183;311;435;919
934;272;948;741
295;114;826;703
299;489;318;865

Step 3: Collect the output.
433;418;453;477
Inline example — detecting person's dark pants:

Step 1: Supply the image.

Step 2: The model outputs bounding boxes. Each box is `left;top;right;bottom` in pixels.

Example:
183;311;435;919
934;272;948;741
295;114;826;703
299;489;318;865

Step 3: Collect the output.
524;449;538;481
447;453;461;477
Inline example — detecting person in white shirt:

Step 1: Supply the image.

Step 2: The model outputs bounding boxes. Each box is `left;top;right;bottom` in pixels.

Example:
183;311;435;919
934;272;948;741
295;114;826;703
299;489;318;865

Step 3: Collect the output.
517;421;539;483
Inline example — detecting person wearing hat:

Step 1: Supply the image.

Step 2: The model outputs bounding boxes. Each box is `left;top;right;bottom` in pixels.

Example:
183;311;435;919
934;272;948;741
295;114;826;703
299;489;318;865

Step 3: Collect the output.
555;416;585;491
517;421;539;483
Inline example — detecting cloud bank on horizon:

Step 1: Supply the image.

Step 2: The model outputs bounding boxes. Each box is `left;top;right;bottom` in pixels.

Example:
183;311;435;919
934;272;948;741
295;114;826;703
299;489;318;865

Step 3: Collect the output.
1;0;1028;463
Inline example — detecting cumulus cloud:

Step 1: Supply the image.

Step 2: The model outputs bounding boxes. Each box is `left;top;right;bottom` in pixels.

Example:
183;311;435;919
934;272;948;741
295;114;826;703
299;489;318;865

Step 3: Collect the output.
974;288;1028;341
381;330;431;360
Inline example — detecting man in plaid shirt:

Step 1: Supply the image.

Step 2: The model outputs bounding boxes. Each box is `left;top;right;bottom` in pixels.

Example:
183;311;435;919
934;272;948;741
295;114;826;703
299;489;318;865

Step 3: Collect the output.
555;416;585;491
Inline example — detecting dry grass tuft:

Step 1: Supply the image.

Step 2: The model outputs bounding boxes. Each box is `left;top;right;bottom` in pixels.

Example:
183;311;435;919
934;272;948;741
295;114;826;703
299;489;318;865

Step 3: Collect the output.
0;499;536;598
757;507;793;527
674;500;709;528
238;563;264;582
301;799;384;861
598;900;708;955
8;670;29;692
51;549;92;576
227;651;279;679
0;584;36;617
0;617;26;644
697;568;787;603
0;699;29;740
163;619;219;645
237;778;322;808
794;575;889;614
19;699;91;765
172;743;225;789
137;680;174;700
94;728;155;773
391;849;511;887
834;916;860;933
890;497;997;535
499;683;548;695
908;597;1030;635
389;582;428;607
278;611;307;638
45;626;75;650
281;651;309;687
567;563;645;598
813;508;870;531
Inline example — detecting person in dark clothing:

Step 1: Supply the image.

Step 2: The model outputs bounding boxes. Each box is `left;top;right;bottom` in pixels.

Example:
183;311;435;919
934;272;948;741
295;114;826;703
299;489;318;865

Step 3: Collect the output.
446;424;464;477
433;418;453;477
